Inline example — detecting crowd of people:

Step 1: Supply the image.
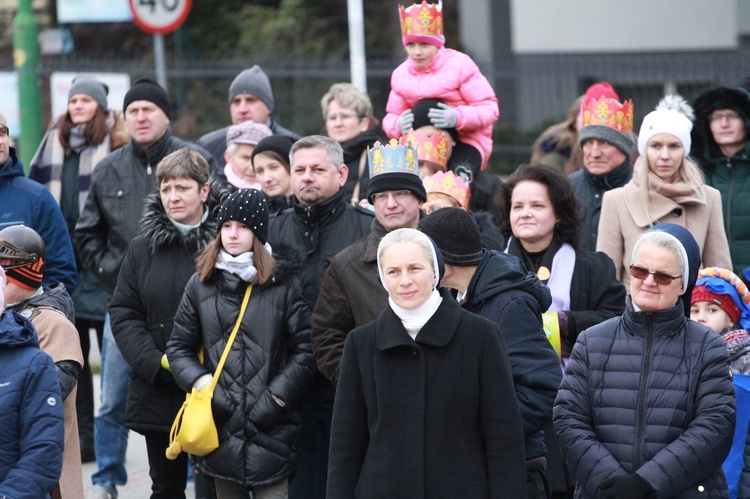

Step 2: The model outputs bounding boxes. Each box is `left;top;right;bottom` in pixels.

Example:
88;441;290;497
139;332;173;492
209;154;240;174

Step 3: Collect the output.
3;1;750;498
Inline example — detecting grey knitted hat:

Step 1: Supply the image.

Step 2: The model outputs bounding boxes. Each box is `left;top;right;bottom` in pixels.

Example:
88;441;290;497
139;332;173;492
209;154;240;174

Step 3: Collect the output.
228;66;274;112
69;76;109;111
578;125;636;157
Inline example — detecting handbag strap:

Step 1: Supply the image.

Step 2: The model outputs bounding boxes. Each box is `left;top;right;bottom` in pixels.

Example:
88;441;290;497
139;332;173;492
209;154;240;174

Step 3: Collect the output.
209;284;253;391
350;149;368;205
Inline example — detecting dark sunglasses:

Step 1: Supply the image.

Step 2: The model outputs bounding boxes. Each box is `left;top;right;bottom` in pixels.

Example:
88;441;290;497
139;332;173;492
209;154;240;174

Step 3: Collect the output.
629;265;681;285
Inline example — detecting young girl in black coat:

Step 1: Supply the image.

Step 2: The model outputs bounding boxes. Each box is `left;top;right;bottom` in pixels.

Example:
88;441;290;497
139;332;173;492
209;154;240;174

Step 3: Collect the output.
167;188;315;499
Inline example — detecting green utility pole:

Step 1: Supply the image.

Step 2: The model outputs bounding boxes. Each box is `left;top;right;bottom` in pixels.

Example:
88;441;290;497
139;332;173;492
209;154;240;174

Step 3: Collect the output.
13;0;42;171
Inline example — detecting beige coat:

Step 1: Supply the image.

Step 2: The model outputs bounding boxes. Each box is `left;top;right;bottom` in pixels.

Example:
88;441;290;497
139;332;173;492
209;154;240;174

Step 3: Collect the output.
597;181;732;293
28;306;84;499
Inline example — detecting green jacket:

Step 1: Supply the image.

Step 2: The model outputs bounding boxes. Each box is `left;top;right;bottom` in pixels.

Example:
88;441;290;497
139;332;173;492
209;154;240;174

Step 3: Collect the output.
703;141;750;280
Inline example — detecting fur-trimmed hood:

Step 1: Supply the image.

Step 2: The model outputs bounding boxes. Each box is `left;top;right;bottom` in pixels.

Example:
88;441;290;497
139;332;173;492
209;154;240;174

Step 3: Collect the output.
139;177;232;255
691;86;750;164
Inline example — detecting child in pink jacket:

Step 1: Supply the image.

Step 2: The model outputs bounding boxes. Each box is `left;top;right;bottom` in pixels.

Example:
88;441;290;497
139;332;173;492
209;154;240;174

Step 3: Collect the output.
383;1;499;173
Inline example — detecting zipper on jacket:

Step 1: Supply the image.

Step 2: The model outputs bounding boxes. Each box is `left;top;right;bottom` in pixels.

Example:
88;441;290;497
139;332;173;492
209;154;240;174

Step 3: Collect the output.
634;314;654;470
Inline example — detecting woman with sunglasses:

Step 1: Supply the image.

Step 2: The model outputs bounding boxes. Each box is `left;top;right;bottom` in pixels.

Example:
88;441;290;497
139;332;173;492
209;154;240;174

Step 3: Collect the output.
554;224;735;498
597;95;731;294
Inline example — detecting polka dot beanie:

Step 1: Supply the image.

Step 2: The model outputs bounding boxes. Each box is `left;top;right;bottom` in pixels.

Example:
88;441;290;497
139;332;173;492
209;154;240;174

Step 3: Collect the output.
216;189;269;243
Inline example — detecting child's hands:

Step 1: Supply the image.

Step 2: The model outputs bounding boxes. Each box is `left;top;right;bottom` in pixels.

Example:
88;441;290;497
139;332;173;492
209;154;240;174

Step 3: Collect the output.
397;109;415;134
428;102;458;129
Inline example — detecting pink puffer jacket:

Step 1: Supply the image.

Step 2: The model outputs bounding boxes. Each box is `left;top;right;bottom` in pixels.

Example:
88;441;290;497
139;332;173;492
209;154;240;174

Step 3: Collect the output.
383;47;499;170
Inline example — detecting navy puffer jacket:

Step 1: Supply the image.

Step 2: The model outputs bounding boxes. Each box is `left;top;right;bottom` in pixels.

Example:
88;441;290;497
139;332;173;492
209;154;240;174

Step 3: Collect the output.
554;300;735;498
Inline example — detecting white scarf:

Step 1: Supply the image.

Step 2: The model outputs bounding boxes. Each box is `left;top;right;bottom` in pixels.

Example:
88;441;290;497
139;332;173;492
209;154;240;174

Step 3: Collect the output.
388;290;443;340
224;164;262;190
214;244;272;282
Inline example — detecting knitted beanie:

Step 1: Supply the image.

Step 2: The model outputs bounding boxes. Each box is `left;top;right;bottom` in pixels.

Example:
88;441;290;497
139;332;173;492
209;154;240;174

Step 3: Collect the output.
691;284;741;325
367;140;427;203
226;121;273;147
228;66;274;112
637;95;694;155
123;77;171;119
251;135;295;171
69;76;109;111
417;207;483;266
0;111;8;134
216;189;269;243
578;125;635;157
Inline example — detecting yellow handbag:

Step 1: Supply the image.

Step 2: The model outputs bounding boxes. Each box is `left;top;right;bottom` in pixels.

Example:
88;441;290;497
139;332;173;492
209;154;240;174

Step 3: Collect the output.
165;284;253;459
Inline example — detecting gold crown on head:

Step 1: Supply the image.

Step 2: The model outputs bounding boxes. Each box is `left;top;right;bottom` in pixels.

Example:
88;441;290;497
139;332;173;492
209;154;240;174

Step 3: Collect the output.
368;139;419;177
399;130;449;169
580;96;634;133
399;1;444;38
423;171;470;210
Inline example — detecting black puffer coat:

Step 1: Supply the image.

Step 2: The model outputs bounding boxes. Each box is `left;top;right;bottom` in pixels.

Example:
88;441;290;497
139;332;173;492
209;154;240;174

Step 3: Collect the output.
339;127;385;204
110;181;227;433
554;300;736;498
461;250;560;466
166;260;316;487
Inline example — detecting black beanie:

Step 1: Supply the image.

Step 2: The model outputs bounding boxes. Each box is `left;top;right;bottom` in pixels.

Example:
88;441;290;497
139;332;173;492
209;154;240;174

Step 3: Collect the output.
216;189;269;243
367;172;427;203
123;77;172;119
411;98;459;142
251;135;295;171
417;207;483;266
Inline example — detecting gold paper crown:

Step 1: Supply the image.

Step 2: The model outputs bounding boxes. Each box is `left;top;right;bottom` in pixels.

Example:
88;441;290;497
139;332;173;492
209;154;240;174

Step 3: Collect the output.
423;171;470;210
399;1;444;39
368;139;419;177
580;96;634;133
399;130;449;168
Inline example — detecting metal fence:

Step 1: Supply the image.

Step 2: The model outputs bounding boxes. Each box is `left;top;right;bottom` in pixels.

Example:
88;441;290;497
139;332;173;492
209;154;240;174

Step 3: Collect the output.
16;45;750;175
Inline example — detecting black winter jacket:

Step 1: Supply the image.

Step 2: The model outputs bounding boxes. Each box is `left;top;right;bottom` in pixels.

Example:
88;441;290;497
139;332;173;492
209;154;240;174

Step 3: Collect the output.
554;300;736;498
462;250;560;467
568;159;632;252
75;130;216;295
109;182;227;433
268;188;374;309
167;264;315;487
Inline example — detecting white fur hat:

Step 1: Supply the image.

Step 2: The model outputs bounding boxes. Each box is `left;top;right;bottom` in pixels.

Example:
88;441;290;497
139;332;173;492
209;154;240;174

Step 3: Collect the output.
637;95;694;155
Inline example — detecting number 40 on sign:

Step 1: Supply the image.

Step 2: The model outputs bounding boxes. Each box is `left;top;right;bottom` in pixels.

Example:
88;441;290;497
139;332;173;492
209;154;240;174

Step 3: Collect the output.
129;0;193;35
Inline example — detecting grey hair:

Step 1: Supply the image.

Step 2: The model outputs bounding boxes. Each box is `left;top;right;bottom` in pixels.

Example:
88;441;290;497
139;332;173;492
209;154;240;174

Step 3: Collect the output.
377;228;439;290
320;82;376;122
630;230;687;291
289;135;344;170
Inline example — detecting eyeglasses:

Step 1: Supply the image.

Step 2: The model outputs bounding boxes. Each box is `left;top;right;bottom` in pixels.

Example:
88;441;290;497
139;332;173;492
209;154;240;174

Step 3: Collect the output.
372;190;412;204
325;113;361;122
629;265;682;285
709;111;741;122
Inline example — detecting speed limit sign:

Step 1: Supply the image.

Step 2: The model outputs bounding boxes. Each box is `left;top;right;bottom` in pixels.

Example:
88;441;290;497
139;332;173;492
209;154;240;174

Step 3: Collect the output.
129;0;193;35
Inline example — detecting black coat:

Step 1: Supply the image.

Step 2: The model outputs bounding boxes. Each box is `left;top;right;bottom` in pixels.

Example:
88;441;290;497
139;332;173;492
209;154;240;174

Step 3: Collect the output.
461;250;560;465
166;265;315;487
568;159;632;252
109;183;226;433
554;300;735;498
267;188;374;310
328;290;527;498
75;130;217;295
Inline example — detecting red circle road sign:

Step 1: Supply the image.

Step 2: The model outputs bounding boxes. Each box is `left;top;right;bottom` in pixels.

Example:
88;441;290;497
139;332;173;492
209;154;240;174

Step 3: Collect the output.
129;0;193;35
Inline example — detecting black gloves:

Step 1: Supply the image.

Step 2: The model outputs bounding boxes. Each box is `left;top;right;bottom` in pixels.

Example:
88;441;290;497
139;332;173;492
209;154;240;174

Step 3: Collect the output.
598;473;652;499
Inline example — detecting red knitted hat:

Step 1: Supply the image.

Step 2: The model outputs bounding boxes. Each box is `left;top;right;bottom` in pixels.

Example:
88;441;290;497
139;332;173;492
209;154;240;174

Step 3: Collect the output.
691;284;741;324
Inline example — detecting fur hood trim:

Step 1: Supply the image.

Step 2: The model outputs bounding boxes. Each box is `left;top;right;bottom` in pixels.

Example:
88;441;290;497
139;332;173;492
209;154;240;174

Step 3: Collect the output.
139;177;232;254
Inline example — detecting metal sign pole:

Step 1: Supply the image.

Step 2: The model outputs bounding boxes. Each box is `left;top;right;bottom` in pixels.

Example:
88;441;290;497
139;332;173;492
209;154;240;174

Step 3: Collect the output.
153;34;167;89
347;0;367;92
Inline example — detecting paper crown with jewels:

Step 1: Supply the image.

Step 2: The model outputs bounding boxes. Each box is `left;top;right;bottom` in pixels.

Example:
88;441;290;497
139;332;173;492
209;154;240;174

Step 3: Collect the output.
399;130;449;169
399;1;445;47
368;138;419;177
580;96;635;133
423;171;470;210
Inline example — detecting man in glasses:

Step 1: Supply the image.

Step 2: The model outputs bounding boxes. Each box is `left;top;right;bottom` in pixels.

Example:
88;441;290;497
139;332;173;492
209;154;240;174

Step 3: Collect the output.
693;86;750;284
